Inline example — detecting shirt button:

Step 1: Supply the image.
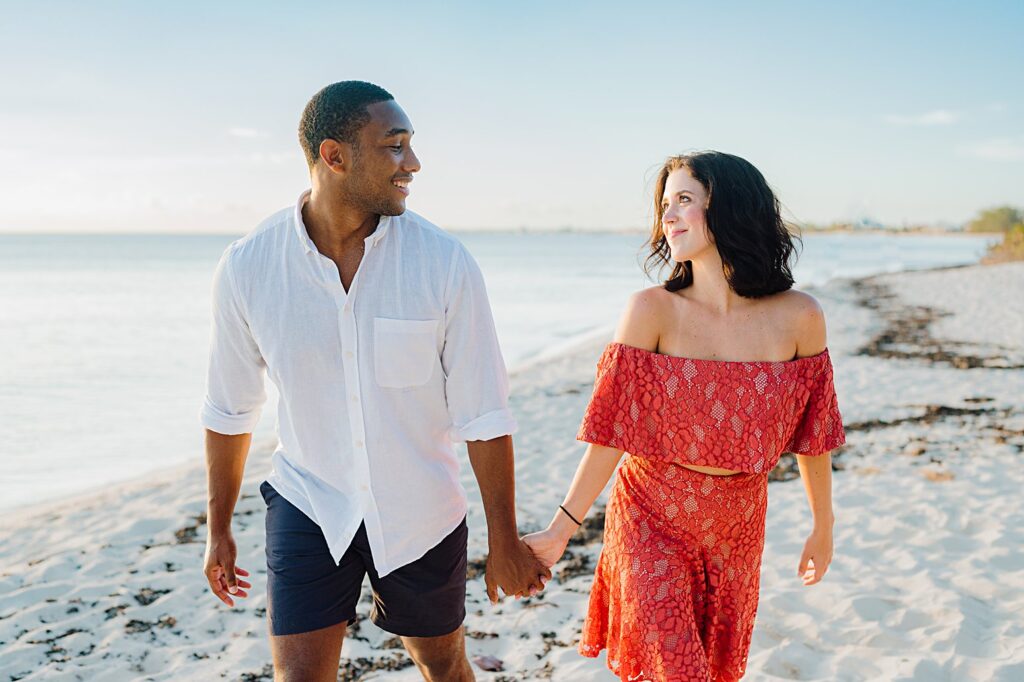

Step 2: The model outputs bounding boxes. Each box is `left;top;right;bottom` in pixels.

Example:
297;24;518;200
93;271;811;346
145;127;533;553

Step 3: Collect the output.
360;484;369;492
351;394;359;403
345;351;354;359
355;440;364;449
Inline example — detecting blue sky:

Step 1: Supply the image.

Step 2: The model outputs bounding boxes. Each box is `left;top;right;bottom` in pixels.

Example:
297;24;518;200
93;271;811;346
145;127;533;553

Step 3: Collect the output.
1;0;1021;233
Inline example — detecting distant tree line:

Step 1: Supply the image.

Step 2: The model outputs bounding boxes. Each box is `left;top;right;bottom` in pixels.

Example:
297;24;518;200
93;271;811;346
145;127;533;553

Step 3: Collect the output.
967;206;1023;233
971;205;1024;263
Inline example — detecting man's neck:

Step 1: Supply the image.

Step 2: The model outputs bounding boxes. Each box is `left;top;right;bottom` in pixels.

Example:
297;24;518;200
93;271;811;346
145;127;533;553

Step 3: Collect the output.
303;187;380;259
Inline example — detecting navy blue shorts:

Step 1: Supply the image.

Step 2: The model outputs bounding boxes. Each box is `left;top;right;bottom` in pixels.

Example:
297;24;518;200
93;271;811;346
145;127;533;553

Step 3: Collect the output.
260;481;468;637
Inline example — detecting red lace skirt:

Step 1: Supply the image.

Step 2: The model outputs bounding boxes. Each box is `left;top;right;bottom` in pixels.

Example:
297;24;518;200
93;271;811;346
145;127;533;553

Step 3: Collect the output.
580;456;769;681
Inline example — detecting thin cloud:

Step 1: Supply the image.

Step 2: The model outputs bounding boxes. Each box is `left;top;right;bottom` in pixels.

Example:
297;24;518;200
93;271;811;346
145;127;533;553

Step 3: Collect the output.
959;137;1024;161
884;110;960;126
228;127;269;138
246;151;297;164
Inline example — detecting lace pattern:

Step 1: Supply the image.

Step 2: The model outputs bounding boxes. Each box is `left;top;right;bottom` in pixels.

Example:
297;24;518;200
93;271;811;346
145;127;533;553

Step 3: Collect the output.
577;343;846;472
575;343;846;681
579;460;768;681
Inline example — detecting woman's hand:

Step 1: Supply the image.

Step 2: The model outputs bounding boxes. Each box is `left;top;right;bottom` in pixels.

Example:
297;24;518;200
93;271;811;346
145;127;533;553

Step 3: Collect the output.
522;527;572;569
798;526;833;586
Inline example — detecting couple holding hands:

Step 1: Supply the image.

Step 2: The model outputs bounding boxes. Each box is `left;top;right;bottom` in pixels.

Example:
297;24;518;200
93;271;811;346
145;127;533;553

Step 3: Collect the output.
201;81;845;682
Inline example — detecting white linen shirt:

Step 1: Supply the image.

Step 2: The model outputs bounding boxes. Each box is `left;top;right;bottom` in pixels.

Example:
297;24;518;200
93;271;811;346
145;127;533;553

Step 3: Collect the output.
201;190;517;576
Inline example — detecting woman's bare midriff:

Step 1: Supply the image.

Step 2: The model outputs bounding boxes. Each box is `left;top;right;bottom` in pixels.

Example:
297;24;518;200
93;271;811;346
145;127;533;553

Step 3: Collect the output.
680;464;742;476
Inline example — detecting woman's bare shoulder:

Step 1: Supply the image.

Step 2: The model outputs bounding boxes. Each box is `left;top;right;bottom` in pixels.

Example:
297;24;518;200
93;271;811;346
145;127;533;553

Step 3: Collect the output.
774;288;824;317
613;286;672;351
771;289;827;355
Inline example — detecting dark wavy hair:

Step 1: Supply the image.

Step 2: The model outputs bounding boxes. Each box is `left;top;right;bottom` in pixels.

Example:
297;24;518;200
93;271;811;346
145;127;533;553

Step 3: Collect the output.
644;151;799;297
298;81;394;167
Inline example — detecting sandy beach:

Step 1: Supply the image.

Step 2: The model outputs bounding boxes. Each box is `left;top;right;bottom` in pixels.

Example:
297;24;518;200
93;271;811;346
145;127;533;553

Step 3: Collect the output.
2;262;1023;682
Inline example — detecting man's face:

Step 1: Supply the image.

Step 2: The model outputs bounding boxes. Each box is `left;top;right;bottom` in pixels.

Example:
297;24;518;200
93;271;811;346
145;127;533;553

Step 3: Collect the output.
345;100;421;216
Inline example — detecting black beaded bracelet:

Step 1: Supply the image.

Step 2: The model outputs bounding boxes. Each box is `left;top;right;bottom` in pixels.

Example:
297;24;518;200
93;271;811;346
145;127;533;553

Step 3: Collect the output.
559;504;583;526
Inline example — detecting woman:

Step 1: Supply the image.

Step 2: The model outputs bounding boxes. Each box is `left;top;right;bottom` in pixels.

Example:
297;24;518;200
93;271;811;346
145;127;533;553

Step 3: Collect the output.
522;151;845;682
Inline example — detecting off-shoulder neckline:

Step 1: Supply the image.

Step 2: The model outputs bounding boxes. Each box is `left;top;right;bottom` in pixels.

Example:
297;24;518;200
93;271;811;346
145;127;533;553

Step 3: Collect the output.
607;341;830;366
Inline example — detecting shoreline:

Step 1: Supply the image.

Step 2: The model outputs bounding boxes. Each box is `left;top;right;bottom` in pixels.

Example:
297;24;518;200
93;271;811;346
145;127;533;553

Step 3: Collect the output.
1;231;996;519
1;438;276;529
0;257;994;524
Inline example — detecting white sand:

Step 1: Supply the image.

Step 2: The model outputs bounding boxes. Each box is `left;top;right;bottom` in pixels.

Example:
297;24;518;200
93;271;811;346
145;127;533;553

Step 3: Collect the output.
876;262;1024;364
2;263;1023;681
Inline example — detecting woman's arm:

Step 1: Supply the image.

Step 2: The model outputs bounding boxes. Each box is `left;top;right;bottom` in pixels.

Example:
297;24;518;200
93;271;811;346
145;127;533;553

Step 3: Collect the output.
523;443;625;567
522;288;664;567
796;451;834;585
792;291;835;585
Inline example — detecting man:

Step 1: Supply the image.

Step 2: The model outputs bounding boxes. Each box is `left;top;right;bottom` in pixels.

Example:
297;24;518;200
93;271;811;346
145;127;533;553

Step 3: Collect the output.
201;81;549;682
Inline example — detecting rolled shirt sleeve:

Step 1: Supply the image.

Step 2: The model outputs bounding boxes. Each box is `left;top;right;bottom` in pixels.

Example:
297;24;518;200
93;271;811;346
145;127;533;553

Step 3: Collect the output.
200;247;267;435
441;248;517;442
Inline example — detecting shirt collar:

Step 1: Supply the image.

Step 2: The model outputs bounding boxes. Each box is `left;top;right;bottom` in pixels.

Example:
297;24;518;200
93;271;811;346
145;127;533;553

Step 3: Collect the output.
293;189;317;254
370;214;392;247
293;189;394;253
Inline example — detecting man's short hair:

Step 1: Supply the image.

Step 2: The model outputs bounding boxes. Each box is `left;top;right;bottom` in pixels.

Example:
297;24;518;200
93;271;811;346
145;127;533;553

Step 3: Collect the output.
298;81;394;167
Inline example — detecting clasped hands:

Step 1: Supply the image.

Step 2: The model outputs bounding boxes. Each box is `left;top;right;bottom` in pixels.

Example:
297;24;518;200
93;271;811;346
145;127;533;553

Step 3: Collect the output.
485;516;577;603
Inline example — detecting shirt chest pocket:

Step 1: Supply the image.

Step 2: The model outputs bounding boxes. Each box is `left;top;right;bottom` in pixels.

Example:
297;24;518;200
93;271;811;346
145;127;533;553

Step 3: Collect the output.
373;317;440;389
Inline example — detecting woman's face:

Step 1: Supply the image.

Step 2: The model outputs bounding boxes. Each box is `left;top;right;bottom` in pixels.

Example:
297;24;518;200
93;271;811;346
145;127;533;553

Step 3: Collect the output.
661;167;712;263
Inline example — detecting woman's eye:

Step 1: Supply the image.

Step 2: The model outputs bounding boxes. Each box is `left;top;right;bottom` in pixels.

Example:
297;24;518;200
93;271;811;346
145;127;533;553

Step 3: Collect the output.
389;145;403;152
679;196;690;203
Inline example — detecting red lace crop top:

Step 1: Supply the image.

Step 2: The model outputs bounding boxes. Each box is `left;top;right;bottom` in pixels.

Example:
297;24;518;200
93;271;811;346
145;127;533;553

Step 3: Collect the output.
577;342;846;474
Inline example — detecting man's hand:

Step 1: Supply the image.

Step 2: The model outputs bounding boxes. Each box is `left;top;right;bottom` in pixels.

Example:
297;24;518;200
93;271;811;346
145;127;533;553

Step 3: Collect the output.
465;435;551;603
203;430;252;607
484;538;551;604
204;531;252;607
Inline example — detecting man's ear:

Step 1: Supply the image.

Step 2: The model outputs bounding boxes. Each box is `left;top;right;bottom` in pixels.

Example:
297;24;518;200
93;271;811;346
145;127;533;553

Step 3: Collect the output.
318;138;352;174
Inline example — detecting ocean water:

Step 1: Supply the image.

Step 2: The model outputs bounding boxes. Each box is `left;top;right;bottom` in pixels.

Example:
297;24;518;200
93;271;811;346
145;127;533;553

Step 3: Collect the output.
0;231;996;511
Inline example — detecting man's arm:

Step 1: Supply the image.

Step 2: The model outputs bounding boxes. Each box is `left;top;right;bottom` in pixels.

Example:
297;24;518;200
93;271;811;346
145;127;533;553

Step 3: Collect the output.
467;435;551;603
200;248;266;606
203;429;253;606
439;249;545;601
